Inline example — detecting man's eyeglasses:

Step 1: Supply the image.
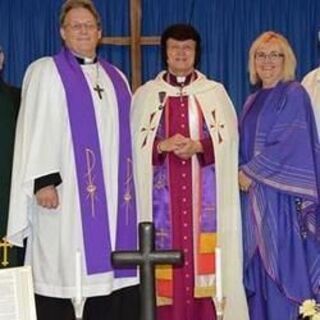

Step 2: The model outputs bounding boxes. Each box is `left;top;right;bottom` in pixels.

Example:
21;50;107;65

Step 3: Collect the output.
64;22;98;32
255;51;284;62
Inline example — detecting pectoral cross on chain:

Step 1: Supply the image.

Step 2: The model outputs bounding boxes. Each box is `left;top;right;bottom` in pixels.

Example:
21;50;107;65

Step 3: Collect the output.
0;238;13;267
94;84;104;99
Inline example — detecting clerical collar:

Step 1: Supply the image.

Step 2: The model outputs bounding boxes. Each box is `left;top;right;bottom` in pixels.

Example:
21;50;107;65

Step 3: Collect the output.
164;72;196;87
75;55;98;65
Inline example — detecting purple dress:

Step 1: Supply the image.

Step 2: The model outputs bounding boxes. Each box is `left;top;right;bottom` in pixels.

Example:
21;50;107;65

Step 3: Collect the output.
239;81;320;320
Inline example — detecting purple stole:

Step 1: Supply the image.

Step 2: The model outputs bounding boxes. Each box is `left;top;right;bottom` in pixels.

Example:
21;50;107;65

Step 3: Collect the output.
54;47;136;277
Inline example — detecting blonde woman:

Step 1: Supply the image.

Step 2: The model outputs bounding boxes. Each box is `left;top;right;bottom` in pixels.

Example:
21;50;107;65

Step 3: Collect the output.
239;31;320;319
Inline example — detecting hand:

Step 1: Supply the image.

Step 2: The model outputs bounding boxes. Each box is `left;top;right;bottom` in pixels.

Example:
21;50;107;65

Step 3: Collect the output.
158;134;188;153
174;138;203;160
35;185;59;209
238;170;252;192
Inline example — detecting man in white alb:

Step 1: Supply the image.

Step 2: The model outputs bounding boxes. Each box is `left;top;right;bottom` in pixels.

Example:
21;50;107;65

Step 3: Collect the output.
7;1;139;319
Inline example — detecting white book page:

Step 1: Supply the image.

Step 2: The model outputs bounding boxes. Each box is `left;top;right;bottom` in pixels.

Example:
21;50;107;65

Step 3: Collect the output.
0;266;36;320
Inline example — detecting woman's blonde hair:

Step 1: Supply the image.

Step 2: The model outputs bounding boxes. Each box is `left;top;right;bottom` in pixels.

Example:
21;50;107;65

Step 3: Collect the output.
248;31;296;85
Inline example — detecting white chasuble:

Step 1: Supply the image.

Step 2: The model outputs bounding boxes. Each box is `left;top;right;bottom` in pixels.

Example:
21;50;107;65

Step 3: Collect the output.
7;57;138;298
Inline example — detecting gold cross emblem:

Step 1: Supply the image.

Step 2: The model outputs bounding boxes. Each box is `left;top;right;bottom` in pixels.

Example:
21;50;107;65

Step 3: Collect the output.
123;158;134;225
85;148;97;218
0;238;13;267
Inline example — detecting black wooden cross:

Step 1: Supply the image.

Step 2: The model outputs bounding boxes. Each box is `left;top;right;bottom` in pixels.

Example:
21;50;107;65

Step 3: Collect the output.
112;222;183;320
101;0;160;91
94;84;104;99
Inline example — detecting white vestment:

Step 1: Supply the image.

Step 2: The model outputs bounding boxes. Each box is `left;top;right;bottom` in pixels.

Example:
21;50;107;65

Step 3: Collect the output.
7;57;138;298
302;67;320;138
131;71;249;320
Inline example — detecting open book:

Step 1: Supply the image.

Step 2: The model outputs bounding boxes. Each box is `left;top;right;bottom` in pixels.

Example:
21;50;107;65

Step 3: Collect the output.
0;266;36;320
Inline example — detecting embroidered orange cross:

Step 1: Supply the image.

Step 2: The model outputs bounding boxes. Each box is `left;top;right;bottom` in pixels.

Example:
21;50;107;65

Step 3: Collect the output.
209;109;225;144
141;112;157;148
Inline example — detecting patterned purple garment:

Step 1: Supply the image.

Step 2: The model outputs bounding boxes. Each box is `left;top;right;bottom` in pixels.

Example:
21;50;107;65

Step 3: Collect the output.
240;81;320;320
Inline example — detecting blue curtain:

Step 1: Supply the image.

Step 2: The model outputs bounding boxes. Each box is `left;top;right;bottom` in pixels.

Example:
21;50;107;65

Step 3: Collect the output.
1;0;320;111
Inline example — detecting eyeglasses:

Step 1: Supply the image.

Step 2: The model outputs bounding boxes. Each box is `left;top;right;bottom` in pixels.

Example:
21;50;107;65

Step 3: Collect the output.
255;51;284;62
167;45;195;53
64;22;98;32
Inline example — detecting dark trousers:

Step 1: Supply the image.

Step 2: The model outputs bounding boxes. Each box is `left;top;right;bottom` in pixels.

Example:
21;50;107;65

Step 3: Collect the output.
35;285;140;320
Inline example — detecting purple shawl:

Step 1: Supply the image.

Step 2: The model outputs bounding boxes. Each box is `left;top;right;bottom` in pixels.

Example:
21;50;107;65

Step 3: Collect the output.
240;81;320;302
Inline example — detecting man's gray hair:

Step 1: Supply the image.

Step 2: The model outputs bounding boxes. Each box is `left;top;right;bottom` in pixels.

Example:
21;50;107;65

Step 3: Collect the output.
60;0;101;29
